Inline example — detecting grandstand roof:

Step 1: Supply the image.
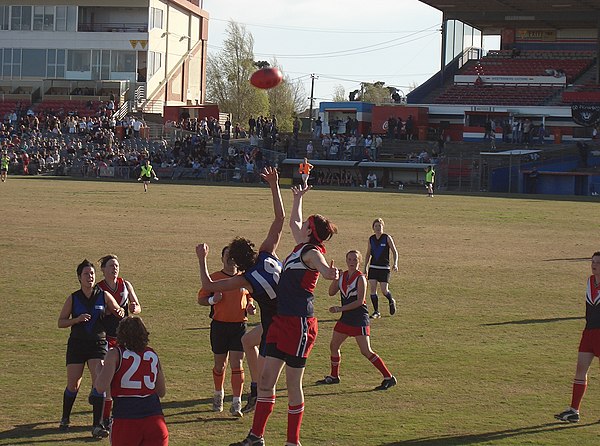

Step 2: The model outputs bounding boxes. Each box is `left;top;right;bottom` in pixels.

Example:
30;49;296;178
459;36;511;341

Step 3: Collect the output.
420;1;600;31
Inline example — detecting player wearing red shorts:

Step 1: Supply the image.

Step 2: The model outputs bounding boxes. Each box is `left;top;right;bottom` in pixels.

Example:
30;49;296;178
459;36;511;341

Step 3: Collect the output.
317;250;396;390
96;316;168;446
97;254;142;429
231;184;339;446
554;251;600;423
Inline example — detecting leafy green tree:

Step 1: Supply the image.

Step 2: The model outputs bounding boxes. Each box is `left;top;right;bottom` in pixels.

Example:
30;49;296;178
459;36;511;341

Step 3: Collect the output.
206;21;306;132
206;21;268;125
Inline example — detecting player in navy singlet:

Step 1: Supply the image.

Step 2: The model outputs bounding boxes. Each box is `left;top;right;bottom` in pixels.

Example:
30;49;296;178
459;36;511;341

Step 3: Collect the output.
555;251;600;423
317;250;397;390
364;218;399;318
57;259;125;438
231;184;339;446
95;316;168;446
196;166;284;414
97;254;141;428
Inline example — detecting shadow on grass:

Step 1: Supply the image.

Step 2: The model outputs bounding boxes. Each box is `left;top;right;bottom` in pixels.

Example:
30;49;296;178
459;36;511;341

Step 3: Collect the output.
383;421;597;445
543;257;589;262
483;316;583;326
0;421;100;444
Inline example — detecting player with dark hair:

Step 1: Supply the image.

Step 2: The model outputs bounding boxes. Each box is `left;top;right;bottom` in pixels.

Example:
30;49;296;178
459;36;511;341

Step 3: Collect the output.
198;245;253;417
95;316;168;446
57;259;125;438
231;184;339;446
317;249;397;390
364;218;398;319
554;251;600;423
196;166;284;414
96;254;141;428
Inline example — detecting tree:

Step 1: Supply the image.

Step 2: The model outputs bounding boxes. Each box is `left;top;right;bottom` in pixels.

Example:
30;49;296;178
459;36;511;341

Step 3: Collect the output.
332;84;346;102
206;21;306;132
206;21;268;125
361;81;392;104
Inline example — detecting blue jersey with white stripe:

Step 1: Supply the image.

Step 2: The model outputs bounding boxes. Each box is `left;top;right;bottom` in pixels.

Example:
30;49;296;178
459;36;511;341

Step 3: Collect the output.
244;251;281;327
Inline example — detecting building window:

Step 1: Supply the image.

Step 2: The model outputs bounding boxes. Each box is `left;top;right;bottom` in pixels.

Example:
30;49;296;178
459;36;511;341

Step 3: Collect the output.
0;6;9;30
22;49;46;77
2;49;21;78
148;51;163;77
11;6;32;31
150;8;163;30
33;6;54;31
47;49;66;78
68;50;91;72
111;51;136;72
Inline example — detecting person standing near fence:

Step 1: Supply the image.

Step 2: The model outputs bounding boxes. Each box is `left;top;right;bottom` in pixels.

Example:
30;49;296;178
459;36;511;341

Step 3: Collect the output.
138;159;158;192
425;165;435;197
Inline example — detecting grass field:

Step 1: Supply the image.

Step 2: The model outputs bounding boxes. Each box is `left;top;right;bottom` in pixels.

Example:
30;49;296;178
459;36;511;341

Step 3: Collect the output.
0;177;599;446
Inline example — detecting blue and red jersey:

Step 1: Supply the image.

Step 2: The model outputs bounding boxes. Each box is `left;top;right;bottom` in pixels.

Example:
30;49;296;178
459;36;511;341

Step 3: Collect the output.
338;270;369;327
277;243;323;317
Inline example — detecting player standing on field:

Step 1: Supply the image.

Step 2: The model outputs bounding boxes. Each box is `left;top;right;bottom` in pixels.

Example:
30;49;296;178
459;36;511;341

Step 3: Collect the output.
364;218;398;319
317;249;397;390
97;254;142;429
95;316;169;446
57;259;124;439
198;246;253;417
554;251;600;423
138;159;158;192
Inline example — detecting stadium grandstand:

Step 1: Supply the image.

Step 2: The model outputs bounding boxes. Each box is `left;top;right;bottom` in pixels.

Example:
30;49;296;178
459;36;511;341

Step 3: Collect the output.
0;1;209;118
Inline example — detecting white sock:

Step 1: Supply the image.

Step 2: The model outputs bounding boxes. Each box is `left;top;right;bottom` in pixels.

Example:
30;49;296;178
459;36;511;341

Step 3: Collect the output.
233;396;241;405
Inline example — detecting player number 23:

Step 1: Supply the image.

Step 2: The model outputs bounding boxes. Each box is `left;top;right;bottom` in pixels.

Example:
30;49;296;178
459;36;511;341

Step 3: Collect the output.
121;350;159;390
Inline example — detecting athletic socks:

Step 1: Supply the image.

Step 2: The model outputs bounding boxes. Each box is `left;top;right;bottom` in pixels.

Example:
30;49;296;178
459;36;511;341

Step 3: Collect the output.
571;379;587;411
212;367;225;391
370;294;379;313
250;381;258;398
62;388;78;420
384;292;393;303
330;355;341;378
231;368;244;398
251;394;275;438
102;397;112;421
287;403;304;445
368;353;392;378
89;388;105;427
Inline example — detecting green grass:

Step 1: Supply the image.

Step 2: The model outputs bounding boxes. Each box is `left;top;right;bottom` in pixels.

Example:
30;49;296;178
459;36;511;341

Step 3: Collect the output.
1;177;599;445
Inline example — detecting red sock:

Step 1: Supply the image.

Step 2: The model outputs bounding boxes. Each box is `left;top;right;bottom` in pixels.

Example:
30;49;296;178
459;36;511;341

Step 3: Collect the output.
251;395;275;438
212;367;225;391
368;353;391;378
102;398;112;420
330;355;340;378
231;368;244;398
287;403;304;445
571;379;587;410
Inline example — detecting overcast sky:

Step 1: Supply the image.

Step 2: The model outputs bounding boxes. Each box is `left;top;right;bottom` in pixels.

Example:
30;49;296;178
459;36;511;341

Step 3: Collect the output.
202;0;449;103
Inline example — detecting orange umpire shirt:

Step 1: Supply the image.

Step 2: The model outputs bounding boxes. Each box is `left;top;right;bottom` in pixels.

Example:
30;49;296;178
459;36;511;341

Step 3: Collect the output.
198;271;251;323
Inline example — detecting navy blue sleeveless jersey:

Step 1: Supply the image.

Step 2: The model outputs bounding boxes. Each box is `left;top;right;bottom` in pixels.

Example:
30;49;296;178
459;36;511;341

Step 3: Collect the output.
277;243;323;317
585;275;600;329
369;234;391;269
70;286;107;340
243;251;282;327
338;270;370;327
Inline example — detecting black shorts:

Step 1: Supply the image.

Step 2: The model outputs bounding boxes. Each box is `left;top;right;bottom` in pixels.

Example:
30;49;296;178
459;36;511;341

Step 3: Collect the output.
141;176;152;182
265;343;306;369
367;267;391;283
210;320;246;355
1;168;7;173
66;337;108;365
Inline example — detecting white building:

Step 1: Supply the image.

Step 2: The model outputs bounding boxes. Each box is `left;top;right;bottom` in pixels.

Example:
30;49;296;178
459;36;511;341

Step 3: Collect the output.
0;1;209;113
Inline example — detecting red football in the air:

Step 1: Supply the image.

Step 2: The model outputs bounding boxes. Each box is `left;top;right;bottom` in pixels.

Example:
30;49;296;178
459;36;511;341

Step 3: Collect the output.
250;67;283;89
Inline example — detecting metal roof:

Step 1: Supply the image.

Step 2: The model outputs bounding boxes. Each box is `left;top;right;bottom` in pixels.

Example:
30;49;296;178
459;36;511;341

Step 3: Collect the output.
419;1;600;31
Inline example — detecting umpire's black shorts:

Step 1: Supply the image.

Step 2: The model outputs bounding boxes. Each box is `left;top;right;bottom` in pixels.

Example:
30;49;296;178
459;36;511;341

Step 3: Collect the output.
210;320;247;354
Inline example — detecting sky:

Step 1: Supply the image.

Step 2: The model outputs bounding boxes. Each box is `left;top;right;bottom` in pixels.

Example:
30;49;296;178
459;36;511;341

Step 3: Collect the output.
202;0;448;104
